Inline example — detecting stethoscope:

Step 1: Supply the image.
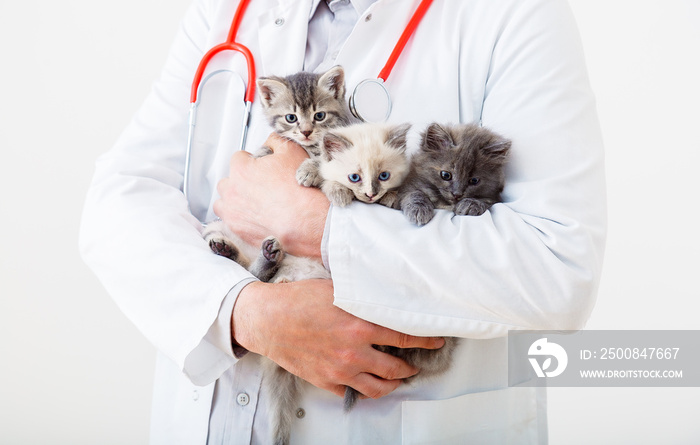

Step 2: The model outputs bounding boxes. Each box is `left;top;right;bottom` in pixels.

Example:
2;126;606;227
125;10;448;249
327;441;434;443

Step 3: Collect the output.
184;0;433;208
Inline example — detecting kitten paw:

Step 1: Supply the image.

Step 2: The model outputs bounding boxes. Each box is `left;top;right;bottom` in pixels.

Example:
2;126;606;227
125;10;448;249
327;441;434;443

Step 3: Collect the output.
323;182;355;207
329;189;354;207
378;190;399;209
208;238;239;261
404;206;434;226
454;199;489;216
296;158;322;187
262;236;285;264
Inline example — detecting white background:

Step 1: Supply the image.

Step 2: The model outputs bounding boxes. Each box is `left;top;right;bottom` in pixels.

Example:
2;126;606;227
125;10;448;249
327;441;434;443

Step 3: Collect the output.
1;1;698;443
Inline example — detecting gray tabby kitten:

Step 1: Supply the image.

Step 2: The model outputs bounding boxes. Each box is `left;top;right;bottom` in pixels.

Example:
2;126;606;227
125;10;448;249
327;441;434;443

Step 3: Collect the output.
296;122;412;208
204;65;349;282
398;122;511;226
203;66;349;445
256;65;349;157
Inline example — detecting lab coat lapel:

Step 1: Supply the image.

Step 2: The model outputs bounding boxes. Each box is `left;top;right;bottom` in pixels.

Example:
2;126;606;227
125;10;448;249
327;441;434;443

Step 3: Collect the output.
257;0;314;76
334;0;415;98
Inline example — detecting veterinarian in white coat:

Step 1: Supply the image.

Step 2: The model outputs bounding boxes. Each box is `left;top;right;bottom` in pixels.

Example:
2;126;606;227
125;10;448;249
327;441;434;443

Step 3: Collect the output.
80;0;606;443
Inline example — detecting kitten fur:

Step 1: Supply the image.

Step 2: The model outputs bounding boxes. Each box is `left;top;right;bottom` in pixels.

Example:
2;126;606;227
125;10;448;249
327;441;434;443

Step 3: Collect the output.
256;65;349;157
296;122;412;208
398;123;511;226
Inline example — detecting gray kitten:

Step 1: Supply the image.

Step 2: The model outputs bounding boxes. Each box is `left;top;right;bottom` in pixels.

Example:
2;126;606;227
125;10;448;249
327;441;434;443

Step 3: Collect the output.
256;65;349;157
205;66;349;282
296;122;412;208
398;123;511;226
203;66;349;445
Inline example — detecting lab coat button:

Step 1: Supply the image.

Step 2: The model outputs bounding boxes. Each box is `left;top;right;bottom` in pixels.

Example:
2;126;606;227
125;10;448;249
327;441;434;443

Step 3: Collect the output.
275;18;285;26
192;390;199;401
296;408;305;419
365;13;372;22
237;393;250;406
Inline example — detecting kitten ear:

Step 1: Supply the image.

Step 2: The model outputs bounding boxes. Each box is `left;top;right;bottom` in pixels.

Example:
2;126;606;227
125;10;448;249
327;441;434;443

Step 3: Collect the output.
317;66;346;100
386;123;411;152
321;131;352;161
421;123;453;152
256;77;287;108
483;138;512;162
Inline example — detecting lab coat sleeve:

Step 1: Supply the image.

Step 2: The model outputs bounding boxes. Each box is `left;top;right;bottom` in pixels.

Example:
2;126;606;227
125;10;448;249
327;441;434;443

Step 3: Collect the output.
327;0;607;338
78;0;254;386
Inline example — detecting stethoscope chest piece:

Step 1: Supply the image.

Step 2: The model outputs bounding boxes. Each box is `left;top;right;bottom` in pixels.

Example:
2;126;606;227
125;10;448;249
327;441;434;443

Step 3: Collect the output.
349;79;392;123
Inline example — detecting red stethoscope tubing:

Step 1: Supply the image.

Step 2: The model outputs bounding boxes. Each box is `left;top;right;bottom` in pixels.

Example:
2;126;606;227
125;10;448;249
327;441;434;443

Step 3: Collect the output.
189;0;255;104
184;0;255;213
185;0;433;213
377;0;433;82
190;0;433;106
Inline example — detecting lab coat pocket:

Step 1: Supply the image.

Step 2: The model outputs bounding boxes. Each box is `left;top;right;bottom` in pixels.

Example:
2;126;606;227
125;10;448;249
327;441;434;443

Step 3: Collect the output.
401;386;542;445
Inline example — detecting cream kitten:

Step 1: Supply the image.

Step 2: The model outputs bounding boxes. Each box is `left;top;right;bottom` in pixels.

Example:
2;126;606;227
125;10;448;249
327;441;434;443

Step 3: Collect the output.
296;122;412;208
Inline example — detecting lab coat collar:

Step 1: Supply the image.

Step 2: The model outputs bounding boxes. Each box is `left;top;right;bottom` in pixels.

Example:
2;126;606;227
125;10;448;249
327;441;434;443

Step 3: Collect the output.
351;0;377;16
308;0;324;19
308;0;377;18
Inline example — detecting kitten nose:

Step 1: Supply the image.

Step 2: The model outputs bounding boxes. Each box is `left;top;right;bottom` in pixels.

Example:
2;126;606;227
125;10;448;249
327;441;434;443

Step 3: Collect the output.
452;192;463;201
301;130;312;138
365;193;376;201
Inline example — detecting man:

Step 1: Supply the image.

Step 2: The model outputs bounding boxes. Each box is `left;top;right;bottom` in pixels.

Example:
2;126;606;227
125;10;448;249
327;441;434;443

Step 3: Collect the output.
80;0;606;443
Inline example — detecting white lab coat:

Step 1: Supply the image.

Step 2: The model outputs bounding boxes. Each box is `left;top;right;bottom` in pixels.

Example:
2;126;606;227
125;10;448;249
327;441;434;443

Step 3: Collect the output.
79;0;606;443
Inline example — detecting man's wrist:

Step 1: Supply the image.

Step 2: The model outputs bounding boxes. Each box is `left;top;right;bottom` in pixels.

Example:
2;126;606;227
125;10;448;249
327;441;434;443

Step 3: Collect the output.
231;280;267;356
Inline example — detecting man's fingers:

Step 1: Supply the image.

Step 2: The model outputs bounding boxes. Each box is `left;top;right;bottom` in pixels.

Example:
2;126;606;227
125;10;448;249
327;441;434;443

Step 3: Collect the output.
375;328;446;351
349;373;403;400
367;348;419;381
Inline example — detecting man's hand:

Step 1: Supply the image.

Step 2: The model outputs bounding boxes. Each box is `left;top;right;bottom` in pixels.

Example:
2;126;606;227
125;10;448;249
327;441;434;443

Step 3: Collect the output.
233;279;446;399
214;134;330;260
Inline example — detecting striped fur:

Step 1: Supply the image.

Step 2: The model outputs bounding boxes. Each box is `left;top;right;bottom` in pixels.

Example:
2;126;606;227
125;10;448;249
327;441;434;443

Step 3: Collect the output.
257;66;349;156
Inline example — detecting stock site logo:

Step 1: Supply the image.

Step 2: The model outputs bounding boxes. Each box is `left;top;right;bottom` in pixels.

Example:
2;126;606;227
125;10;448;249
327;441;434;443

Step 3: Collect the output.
528;338;568;378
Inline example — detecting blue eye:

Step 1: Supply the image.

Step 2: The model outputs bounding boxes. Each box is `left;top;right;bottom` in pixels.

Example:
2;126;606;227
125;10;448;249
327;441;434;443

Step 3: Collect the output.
314;112;326;121
285;114;298;123
378;171;390;181
348;173;361;183
440;171;452;181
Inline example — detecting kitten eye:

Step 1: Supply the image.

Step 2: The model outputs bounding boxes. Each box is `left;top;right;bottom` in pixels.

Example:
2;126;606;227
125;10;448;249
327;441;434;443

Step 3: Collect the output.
313;112;326;121
378;171;391;181
348;173;361;183
440;171;453;181
468;177;480;186
285;114;298;123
